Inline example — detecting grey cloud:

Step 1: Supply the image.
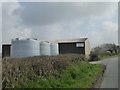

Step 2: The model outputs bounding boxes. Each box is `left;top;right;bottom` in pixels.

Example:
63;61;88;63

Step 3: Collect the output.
2;2;118;48
2;2;31;44
15;2;116;27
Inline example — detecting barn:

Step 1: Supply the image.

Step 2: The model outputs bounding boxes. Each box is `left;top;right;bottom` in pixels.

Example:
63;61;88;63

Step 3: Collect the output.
2;38;91;58
58;38;91;58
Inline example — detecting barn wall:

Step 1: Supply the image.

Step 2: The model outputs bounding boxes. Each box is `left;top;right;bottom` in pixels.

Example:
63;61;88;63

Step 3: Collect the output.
85;39;91;58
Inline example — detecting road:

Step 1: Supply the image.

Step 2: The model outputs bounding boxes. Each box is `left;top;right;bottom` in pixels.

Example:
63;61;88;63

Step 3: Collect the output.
90;57;118;88
100;57;118;88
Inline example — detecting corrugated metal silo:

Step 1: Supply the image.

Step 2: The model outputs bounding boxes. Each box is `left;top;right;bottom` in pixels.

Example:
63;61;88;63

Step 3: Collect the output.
50;43;59;55
40;41;50;56
11;38;40;57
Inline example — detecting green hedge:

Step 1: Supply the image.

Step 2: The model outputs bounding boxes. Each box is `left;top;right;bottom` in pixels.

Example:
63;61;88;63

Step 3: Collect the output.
13;61;102;88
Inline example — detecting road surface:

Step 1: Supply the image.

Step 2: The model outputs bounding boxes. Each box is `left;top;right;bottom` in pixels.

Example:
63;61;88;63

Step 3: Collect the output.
100;57;118;88
90;57;118;88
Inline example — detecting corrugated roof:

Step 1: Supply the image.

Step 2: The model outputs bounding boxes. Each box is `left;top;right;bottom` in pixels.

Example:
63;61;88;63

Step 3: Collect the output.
6;38;88;44
55;38;88;43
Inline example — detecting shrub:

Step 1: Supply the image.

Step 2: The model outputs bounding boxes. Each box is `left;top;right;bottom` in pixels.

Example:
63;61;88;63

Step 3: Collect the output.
89;51;100;61
2;54;86;88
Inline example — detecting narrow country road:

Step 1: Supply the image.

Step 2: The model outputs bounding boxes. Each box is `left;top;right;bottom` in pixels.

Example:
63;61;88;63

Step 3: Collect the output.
90;57;118;88
100;57;118;88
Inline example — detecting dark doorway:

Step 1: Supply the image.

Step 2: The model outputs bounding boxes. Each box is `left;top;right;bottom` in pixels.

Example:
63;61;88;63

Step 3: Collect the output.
2;44;11;58
59;43;85;54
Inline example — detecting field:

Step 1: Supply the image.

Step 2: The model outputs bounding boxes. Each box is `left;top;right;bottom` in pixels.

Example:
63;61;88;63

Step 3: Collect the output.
2;54;103;88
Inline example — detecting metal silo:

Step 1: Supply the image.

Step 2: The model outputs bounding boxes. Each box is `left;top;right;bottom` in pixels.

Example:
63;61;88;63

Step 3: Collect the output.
50;43;59;56
11;38;40;57
40;41;50;56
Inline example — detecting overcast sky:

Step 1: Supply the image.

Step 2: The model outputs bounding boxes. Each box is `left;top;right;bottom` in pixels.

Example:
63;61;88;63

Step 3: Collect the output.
0;1;119;52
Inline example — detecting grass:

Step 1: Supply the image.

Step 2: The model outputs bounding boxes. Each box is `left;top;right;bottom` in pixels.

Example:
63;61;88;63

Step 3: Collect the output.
100;54;119;60
13;61;102;88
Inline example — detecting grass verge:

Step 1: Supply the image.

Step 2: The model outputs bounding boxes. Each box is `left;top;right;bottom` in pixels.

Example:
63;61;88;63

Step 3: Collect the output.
100;54;118;60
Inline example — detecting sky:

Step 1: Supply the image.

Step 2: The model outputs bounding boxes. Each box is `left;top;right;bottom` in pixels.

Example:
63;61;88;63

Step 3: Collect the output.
0;0;119;53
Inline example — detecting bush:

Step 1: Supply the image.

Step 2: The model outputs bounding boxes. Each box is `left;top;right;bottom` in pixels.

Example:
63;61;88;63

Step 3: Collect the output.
5;61;102;88
89;52;100;61
2;54;86;88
